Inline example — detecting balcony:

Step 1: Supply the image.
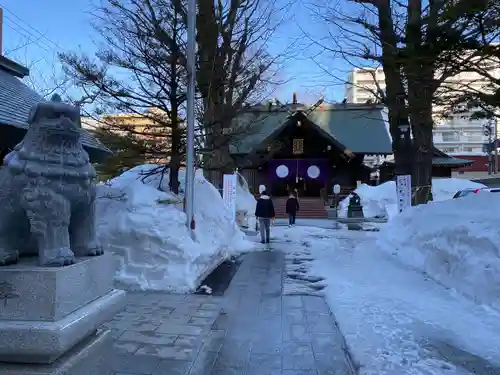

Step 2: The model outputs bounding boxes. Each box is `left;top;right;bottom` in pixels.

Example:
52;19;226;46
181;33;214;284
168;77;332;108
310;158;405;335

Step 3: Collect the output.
433;133;486;144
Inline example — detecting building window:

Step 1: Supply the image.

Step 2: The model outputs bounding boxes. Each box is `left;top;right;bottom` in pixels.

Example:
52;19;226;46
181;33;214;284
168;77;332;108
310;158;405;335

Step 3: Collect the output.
292;138;304;155
464;147;474;152
442;147;457;153
441;131;459;142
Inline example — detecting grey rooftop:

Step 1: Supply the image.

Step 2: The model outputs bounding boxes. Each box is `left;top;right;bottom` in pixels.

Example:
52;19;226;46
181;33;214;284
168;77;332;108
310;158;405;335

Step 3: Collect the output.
230;103;393;155
0;56;111;161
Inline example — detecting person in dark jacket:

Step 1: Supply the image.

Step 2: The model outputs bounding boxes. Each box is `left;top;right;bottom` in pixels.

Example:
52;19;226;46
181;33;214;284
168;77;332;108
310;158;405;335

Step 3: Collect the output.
285;192;300;227
254;190;275;244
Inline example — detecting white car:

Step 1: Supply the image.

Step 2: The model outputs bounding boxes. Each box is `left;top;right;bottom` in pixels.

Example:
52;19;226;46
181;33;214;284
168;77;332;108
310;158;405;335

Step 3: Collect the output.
453;187;500;198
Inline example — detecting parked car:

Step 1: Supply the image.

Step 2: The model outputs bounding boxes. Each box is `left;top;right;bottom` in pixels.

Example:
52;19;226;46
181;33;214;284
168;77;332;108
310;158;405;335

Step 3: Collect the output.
453;187;500;199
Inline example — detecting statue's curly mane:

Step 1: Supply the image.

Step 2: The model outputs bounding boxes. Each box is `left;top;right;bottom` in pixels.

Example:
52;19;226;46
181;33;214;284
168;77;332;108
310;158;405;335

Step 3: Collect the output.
4;118;96;180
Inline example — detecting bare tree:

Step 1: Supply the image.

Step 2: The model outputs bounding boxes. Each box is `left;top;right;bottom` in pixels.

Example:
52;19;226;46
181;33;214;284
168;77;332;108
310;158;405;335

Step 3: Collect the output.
4;42;72;100
195;0;291;174
59;0;187;193
441;4;500;118
59;0;289;190
310;0;494;204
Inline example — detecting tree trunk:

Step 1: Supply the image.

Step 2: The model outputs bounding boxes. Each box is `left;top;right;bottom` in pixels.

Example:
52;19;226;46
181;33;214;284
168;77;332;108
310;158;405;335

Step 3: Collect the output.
411;136;433;205
407;84;434;205
404;0;434;205
168;12;182;195
169;125;181;194
376;1;412;176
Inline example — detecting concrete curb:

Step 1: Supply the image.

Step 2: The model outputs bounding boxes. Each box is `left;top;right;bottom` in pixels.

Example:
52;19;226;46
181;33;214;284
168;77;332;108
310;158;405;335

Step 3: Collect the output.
332;317;360;375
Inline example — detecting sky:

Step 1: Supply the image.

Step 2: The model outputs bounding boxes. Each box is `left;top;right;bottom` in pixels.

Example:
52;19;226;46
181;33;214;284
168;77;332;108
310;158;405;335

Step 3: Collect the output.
0;0;364;105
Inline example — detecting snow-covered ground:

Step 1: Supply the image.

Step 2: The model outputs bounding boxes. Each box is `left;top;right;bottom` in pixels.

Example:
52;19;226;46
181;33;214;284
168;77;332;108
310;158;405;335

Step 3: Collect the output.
272;226;500;375
94;169;500;372
272;178;500;374
339;178;485;218
96;165;255;292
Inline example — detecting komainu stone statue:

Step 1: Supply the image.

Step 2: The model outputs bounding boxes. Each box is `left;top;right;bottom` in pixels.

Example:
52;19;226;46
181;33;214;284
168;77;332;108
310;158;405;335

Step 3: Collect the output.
0;94;103;266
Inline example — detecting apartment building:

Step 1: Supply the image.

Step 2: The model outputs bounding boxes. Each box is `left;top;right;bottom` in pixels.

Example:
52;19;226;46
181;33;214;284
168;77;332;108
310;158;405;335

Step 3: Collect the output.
81;109;171;138
433;112;491;154
345;63;500;155
345;67;386;104
433;56;500;153
81;109;172;164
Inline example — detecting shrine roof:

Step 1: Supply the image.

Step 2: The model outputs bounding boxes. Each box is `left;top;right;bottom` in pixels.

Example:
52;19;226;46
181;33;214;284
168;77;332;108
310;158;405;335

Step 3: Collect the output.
0;65;40;130
0;59;111;161
432;156;473;167
308;105;391;154
229;103;392;155
382;148;473;168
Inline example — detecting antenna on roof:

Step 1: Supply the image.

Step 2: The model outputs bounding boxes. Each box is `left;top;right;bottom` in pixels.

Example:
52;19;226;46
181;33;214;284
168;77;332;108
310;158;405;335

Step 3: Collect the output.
303;98;324;116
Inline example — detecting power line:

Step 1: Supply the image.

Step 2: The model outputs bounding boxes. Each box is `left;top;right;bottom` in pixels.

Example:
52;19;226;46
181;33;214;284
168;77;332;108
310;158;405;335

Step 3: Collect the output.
4;19;53;54
0;3;63;53
0;3;62;50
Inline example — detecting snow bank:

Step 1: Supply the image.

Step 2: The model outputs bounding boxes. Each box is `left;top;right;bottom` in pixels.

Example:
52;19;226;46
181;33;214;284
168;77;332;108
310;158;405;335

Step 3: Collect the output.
274;226;500;375
431;178;486;201
96;164;254;292
339;178;485;218
377;193;500;311
316;231;500;375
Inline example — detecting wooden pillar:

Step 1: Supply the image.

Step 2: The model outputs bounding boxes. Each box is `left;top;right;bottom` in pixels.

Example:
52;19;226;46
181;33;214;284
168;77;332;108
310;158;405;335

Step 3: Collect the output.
325;166;332;205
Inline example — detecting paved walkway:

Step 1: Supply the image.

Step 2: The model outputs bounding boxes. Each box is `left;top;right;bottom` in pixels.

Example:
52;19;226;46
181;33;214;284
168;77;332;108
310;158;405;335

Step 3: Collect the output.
105;251;350;375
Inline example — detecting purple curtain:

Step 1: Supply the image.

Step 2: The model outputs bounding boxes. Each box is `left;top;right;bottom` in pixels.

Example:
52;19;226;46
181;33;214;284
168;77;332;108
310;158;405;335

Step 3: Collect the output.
267;159;298;181
267;159;329;184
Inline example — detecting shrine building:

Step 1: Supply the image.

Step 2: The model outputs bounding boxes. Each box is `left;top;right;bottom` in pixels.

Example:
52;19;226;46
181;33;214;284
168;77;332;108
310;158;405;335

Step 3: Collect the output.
229;101;393;199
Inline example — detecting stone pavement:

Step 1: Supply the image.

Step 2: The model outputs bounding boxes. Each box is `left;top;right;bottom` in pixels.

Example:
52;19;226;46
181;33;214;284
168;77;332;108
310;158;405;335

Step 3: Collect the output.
104;250;351;375
104;292;223;374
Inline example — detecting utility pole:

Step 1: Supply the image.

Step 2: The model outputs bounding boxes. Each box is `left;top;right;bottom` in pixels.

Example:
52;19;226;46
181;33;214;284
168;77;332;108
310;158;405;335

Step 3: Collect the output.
184;0;196;229
489;125;492;175
485;120;493;175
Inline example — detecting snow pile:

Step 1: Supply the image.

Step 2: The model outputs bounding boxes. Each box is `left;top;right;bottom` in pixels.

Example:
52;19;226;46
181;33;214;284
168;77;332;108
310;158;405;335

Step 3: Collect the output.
339;181;397;218
377;192;500;311
273;226;500;375
431;178;485;201
235;172;257;229
96;164;254;292
339;178;485;218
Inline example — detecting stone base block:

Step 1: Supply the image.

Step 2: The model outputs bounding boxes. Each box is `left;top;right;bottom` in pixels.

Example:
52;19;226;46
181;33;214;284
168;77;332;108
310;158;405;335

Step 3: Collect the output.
0;329;112;375
0;253;115;321
0;289;125;364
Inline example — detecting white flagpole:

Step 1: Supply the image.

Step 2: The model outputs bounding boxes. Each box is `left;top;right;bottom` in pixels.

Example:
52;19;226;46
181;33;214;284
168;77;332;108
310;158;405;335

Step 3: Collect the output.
185;0;196;229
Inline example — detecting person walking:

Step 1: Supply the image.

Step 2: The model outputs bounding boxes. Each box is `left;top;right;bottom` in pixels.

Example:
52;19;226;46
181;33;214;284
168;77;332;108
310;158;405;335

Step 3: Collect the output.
285;192;299;227
254;190;275;244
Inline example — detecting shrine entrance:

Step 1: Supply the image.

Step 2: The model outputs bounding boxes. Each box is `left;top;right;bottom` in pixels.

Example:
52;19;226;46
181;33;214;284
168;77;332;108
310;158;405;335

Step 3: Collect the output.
267;159;327;197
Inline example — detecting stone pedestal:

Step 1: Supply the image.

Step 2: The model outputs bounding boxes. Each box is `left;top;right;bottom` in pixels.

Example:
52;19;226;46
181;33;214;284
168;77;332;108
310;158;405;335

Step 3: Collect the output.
347;195;364;231
0;329;112;375
0;253;125;374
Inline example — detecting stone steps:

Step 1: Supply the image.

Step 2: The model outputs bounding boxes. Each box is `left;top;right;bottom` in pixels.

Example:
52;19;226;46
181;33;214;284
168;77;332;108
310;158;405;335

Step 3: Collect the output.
273;198;328;219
